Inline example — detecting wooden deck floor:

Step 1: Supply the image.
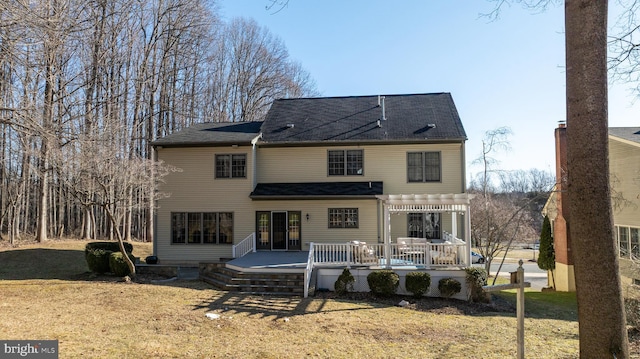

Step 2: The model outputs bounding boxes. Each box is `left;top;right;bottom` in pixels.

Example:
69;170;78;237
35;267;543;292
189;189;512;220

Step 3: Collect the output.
227;251;309;270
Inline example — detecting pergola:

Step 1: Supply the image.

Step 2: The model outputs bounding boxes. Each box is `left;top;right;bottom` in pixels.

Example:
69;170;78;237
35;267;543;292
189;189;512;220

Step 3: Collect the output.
376;193;475;268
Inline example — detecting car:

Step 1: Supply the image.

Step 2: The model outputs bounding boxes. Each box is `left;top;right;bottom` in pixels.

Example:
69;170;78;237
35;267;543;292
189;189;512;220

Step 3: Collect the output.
471;251;485;264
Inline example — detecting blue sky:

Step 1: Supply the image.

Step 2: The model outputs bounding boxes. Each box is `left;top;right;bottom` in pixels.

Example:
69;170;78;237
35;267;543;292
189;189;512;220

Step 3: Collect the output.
218;1;640;182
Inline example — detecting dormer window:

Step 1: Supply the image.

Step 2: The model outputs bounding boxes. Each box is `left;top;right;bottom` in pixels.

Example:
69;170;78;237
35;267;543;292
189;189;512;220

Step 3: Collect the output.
328;149;363;176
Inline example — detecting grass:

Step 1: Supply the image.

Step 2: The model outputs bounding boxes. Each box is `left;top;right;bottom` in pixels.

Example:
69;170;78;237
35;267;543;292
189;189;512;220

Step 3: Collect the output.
0;239;602;358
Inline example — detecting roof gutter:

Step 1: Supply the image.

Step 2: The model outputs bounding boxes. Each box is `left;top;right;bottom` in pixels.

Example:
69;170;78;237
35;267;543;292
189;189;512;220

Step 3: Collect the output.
256;137;467;148
249;194;380;200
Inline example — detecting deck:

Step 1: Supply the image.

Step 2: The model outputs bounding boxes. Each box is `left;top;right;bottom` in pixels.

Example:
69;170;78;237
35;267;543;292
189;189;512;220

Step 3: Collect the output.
226;251;309;271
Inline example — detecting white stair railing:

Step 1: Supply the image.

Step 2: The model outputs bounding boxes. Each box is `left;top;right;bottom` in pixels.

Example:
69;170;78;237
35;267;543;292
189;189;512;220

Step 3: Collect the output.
232;232;256;258
304;243;315;298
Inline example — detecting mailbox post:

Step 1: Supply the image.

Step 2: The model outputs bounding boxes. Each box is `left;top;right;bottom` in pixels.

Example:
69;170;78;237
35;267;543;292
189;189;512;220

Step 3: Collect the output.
483;259;531;359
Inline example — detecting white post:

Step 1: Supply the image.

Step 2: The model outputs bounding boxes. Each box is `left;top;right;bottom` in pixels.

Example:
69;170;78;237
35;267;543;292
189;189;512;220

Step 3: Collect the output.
252;232;256;253
516;259;525;359
465;206;472;266
384;204;391;269
451;211;457;239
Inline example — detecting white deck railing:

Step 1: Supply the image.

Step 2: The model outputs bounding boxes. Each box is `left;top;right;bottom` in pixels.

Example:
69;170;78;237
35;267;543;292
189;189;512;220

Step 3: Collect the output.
232;232;256;258
303;240;467;297
310;241;467;268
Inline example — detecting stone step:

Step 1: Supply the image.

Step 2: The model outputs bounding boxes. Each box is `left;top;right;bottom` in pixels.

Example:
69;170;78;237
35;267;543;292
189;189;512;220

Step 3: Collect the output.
202;274;304;294
200;263;305;295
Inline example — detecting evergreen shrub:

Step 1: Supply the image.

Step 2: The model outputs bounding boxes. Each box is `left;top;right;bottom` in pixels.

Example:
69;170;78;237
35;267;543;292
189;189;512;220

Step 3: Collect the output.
367;270;399;297
405;272;431;298
109;251;135;277
465;267;489;302
438;277;462;298
334;268;355;295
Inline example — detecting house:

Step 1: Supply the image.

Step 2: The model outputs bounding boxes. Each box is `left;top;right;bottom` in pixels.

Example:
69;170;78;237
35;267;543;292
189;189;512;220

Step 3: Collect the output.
543;125;640;291
609;127;640;260
151;93;474;297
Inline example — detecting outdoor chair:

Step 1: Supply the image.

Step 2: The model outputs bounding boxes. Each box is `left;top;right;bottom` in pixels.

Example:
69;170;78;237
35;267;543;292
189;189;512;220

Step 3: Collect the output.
351;241;377;264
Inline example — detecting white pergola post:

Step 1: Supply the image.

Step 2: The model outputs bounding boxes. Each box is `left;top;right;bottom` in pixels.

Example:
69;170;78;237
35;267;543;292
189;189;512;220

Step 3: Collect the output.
451;212;457;239
465;204;472;266
384;203;391;269
376;193;475;267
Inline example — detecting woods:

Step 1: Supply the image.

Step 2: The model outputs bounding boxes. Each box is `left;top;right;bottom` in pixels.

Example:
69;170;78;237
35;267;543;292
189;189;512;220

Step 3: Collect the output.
0;0;317;243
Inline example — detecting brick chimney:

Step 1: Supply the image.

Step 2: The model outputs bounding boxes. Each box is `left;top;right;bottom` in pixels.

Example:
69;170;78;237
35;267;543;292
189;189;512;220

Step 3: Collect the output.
552;122;575;291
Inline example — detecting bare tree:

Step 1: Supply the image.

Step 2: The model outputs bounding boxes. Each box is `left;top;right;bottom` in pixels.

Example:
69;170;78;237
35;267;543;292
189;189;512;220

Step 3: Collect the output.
0;0;317;243
469;128;546;277
609;0;640;96
205;17;318;123
470;190;538;277
470;126;513;196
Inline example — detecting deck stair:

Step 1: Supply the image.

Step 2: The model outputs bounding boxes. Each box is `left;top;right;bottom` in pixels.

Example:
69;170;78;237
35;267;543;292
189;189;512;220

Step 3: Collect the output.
199;262;305;296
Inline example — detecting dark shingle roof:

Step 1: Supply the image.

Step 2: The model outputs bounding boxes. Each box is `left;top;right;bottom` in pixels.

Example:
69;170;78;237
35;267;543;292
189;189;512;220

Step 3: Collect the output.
260;93;466;144
250;182;383;199
609;127;640;145
152;121;263;147
152;93;466;147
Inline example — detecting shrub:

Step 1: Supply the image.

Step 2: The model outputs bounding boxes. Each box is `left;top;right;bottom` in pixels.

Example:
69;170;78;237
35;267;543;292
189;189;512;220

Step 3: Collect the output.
109;251;136;277
334;268;355;295
438;277;462;298
405;272;431;298
367;270;399;297
465;267;489;303
85;242;134;275
86;248;113;274
538;215;555;272
85;241;133;259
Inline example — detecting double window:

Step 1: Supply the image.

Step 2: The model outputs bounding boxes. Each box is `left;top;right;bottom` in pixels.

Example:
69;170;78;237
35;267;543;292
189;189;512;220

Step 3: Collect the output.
215;154;246;179
171;212;233;244
328;150;363;176
408;213;441;239
328;208;359;228
407;152;441;182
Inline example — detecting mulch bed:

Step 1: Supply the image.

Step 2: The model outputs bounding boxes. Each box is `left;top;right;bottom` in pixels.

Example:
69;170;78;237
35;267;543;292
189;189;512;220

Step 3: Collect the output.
313;291;514;316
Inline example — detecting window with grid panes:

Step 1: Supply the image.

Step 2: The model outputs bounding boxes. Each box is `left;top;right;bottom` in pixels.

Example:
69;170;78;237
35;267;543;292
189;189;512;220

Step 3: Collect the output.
171;212;233;244
328;150;363;176
328;208;359;228
215;154;246;178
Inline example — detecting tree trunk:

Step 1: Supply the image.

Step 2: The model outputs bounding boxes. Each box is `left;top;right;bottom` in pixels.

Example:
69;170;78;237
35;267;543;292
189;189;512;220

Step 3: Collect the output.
565;1;629;357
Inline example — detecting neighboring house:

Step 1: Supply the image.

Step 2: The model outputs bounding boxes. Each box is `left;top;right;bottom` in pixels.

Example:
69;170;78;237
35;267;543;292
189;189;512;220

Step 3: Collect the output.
151;93;473;279
543;125;640;291
609;127;640;259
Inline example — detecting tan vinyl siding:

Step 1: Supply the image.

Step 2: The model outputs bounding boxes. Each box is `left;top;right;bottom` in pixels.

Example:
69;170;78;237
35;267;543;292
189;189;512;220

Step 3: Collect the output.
252;199;380;247
155;141;466;262
609;139;640;227
156;146;256;262
257;143;464;194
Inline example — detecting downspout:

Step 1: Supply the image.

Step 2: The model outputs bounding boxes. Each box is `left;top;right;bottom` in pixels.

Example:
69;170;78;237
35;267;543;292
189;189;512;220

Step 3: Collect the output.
251;133;262;190
461;140;467;193
152;145;159;257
